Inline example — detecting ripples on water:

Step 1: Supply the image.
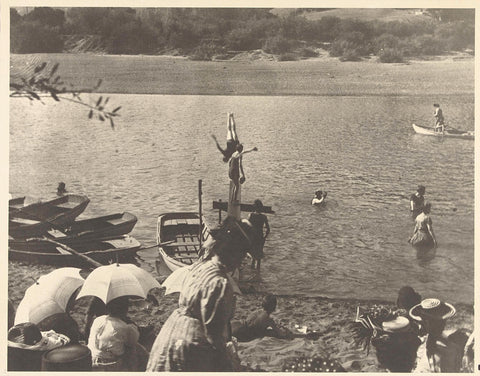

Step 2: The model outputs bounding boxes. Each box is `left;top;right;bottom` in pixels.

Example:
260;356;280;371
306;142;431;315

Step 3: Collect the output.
9;94;474;303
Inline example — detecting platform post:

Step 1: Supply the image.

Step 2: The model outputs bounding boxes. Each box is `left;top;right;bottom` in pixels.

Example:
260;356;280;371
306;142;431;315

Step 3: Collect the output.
228;180;241;220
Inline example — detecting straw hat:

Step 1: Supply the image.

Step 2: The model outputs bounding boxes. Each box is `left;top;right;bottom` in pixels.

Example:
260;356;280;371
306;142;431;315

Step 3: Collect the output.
8;322;70;351
409;298;456;321
381;316;410;333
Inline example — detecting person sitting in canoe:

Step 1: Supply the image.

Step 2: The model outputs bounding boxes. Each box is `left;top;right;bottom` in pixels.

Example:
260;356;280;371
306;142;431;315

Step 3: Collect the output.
212;112;240;162
433;103;445;133
312;190;327;205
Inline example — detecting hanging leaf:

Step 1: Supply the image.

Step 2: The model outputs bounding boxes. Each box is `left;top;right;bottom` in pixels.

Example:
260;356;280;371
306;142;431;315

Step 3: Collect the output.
96;96;103;107
110;117;115;129
88;110;93;119
104;97;109;105
50;63;59;76
98;115;105;121
34;62;47;74
51;92;60;101
112;106;122;113
27;91;40;100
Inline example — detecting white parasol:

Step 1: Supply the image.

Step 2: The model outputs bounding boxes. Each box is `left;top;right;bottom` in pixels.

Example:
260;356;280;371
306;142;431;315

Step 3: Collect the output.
76;263;161;304
14;267;84;325
162;264;242;295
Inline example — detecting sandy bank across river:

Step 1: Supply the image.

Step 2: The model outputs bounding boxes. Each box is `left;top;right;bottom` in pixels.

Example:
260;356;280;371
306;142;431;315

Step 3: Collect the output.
10;53;474;97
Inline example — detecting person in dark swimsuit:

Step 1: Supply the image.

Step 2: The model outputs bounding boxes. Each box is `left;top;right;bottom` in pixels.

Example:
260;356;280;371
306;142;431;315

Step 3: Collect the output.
410;185;425;219
212;113;239;163
247;199;270;270
231;294;316;342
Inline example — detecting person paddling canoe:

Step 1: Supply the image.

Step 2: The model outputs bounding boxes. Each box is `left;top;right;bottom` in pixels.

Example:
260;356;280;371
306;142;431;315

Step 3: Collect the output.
433;103;445;133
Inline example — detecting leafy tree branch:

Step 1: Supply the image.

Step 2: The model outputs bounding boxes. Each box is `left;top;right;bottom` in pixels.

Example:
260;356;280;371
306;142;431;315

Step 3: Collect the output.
10;61;121;128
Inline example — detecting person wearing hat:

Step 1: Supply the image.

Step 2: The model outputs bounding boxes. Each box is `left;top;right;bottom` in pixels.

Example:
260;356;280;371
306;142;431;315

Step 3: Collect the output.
8;322;70;371
352;305;421;372
147;216;260;372
408;202;437;249
247;199;270;270
433;103;445;133
410;185;425;220
409;298;471;372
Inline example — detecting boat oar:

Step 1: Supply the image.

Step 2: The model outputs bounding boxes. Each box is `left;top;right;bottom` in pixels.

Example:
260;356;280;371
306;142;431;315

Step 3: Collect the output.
136;240;176;252
27;237;103;268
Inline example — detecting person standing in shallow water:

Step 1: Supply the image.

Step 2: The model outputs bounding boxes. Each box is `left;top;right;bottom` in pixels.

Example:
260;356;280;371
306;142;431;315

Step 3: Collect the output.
247;199;270;270
410;185;425;219
409;202;437;249
228;143;258;202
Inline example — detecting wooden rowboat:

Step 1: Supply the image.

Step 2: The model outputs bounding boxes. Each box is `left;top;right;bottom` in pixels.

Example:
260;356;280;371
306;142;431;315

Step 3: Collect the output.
9;194;90;238
46;212;138;242
9;235;141;267
156;212;211;272
412;123;474;139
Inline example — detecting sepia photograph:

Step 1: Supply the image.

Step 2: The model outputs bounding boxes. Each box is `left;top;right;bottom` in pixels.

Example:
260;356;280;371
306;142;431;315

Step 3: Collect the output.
6;4;476;372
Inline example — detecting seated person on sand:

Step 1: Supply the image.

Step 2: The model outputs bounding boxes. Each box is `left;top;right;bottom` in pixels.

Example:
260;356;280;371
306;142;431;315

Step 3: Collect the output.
229;143;258;202
231;294;318;342
212;112;240;162
88;296;148;371
312;190;327;205
409;298;473;373
247;199;270;270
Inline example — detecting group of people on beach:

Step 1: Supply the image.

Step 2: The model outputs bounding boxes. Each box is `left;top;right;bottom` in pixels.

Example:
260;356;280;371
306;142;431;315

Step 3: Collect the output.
353;285;474;373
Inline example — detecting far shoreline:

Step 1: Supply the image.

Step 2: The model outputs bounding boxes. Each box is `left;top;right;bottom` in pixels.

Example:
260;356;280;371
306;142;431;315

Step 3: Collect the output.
10;52;474;97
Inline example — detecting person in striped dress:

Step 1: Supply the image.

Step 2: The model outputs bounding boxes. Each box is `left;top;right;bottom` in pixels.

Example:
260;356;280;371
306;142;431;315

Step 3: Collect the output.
146;216;258;372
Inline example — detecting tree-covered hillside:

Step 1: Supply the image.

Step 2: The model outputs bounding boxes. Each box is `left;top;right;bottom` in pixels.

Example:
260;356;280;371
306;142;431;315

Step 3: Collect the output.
11;7;475;63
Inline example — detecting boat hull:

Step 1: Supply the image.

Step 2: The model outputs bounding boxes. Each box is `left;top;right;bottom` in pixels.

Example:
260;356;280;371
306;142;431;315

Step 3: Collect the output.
9;235;141;267
9;194;90;238
157;212;211;273
412;123;474;139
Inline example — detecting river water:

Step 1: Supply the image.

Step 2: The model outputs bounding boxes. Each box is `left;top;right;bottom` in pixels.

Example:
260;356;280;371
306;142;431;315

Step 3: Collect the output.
9;93;474;303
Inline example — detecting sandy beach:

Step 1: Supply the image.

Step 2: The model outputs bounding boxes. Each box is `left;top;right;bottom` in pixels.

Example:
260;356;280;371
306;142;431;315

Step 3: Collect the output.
9;52;474;371
8;260;474;372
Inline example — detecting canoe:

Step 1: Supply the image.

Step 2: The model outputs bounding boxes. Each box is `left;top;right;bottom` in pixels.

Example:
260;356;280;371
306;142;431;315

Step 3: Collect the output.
412;123;474;139
156;212;211;272
9;196;26;210
9;194;90;238
9;235;141;267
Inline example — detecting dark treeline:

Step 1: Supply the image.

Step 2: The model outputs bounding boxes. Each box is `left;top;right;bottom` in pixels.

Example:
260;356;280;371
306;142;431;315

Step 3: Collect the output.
11;7;475;62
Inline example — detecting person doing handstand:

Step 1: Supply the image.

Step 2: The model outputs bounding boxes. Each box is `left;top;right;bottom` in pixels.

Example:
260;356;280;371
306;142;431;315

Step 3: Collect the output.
212;113;239;162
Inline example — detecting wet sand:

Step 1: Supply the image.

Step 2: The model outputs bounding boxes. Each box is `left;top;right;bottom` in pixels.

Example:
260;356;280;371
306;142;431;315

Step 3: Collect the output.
8;261;474;372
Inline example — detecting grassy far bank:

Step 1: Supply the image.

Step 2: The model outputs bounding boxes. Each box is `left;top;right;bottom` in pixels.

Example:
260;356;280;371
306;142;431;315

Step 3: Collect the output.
10;52;474;97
